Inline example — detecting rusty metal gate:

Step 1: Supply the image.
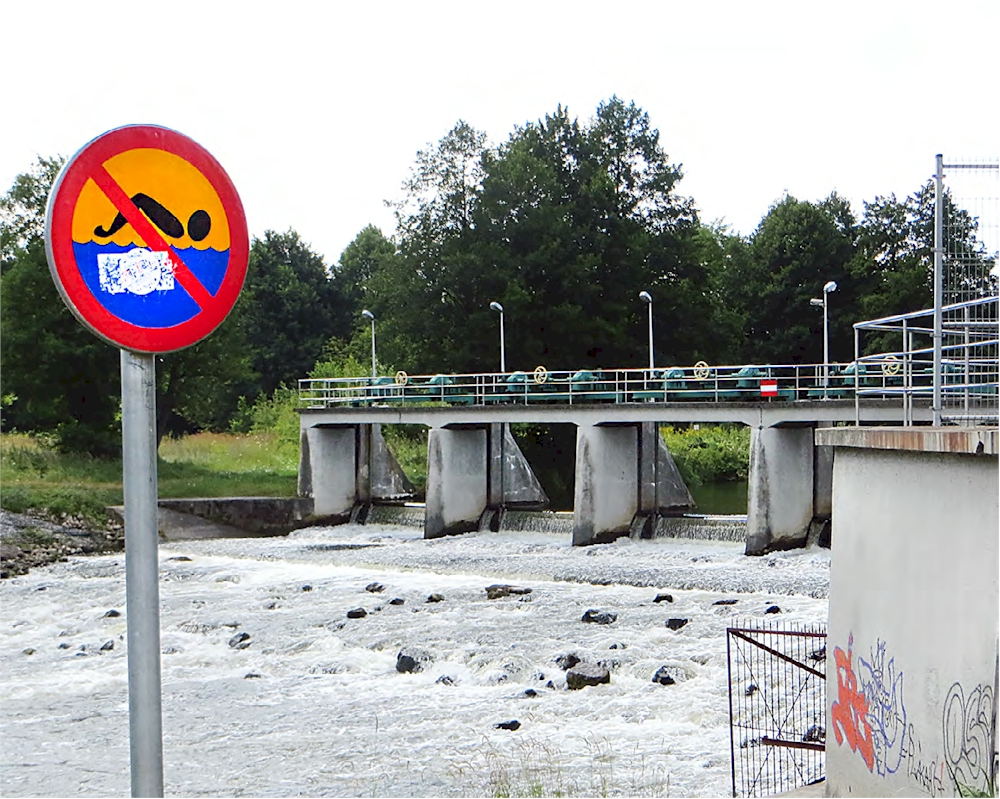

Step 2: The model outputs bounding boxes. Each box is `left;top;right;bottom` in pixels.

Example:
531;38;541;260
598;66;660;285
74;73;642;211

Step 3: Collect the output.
727;622;827;797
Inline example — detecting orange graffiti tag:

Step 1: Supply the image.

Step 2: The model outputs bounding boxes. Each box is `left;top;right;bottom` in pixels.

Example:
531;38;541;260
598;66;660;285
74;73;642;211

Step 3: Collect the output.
832;637;875;771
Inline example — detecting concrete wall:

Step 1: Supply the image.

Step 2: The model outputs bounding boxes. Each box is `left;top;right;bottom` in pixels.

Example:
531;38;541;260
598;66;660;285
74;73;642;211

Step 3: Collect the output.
157;497;319;535
301;426;357;519
823;431;998;797
425;427;489;538
746;425;816;555
573;425;638;545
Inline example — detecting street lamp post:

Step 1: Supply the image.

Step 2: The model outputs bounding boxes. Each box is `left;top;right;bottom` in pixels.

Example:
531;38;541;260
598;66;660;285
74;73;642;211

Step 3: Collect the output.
638;291;654;372
361;309;376;379
489;301;505;373
810;281;837;397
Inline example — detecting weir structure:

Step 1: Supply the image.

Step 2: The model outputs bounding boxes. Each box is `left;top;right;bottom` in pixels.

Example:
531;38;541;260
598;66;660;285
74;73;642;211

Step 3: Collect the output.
297;386;934;555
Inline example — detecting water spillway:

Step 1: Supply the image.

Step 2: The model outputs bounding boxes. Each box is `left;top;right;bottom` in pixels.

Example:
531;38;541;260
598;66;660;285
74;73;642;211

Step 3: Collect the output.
363;503;747;543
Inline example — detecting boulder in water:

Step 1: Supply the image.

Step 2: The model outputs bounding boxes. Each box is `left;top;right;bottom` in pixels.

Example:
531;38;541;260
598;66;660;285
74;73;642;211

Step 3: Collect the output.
397;648;432;673
665;618;689;631
346;608;367;619
228;632;251;649
485;584;532;600
581;609;617;625
653;593;674;603
566;664;610;690
555;653;581;671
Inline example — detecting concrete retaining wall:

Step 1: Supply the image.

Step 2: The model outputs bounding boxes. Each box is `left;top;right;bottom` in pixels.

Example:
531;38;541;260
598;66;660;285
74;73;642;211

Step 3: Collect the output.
822;428;999;797
156;496;322;535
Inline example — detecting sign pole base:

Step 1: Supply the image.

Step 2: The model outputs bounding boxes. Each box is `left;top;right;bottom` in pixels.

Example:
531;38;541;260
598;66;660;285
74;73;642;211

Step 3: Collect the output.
121;349;164;797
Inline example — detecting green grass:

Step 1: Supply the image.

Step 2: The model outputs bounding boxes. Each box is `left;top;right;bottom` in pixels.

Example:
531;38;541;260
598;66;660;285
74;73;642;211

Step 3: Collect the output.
1;432;298;523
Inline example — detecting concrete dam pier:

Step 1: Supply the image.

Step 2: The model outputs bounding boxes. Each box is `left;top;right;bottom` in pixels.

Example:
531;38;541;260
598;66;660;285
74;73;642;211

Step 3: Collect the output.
295;400;888;553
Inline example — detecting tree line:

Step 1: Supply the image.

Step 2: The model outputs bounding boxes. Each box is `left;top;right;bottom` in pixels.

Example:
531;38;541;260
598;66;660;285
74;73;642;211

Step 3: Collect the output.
1;97;994;456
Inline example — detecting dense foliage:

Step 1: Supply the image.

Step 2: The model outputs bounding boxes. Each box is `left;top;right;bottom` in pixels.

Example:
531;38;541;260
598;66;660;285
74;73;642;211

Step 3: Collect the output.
1;98;995;462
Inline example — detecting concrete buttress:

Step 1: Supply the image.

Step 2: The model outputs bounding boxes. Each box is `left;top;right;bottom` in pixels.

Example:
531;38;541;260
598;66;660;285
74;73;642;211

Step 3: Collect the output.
575;423;696;546
299;423;413;521
745;425;816;555
425;423;548;538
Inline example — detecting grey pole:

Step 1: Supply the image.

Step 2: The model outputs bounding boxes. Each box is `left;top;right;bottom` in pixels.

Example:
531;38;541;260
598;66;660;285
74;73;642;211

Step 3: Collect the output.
639;291;653;371
362;310;376;379
499;311;505;373
120;349;164;798
821;281;836;398
490;302;505;373
823;292;829;397
933;154;944;426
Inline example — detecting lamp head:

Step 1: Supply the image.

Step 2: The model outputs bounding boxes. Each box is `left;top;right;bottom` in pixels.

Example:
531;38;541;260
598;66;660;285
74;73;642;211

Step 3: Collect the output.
638;291;652;304
489;302;503;313
361;309;375;321
823;281;838;294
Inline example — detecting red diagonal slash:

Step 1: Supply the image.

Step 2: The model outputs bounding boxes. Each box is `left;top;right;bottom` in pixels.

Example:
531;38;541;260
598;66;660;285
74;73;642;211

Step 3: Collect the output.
89;164;215;310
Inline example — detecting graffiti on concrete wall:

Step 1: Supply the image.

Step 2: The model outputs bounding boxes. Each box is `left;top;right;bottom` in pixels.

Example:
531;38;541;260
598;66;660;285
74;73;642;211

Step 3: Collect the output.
858;639;908;776
833;633;998;796
942;681;995;797
831;635;876;770
831;635;906;776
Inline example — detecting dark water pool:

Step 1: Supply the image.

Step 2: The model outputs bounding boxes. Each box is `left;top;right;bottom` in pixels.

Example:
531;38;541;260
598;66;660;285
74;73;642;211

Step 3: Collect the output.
688;480;748;515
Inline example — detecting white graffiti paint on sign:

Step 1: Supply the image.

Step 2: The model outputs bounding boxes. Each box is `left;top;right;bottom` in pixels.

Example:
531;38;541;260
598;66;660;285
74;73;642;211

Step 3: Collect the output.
98;248;175;295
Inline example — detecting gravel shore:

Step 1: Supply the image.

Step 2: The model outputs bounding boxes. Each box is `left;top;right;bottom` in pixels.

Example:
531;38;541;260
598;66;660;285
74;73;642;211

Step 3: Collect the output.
0;509;123;578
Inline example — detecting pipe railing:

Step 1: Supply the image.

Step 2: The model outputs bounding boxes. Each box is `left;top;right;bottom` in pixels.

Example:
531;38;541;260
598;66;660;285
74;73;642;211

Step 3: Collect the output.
854;296;999;426
298;361;923;409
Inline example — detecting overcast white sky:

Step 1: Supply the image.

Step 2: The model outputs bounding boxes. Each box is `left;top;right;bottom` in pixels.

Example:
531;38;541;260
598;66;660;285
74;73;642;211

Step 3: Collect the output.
3;0;997;266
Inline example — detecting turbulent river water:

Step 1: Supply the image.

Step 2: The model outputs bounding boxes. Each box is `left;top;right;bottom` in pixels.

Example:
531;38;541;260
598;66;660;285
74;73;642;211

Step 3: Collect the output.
0;521;830;797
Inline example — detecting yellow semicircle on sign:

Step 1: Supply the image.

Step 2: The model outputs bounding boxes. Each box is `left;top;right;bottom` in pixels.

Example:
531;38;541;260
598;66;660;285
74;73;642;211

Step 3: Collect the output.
71;148;230;250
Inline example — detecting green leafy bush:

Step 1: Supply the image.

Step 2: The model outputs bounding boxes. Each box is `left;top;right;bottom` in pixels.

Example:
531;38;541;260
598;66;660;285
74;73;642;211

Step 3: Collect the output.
659;424;751;486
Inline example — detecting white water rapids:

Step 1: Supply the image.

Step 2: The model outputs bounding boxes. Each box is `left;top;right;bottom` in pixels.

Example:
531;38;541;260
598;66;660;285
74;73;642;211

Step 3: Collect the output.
0;522;830;797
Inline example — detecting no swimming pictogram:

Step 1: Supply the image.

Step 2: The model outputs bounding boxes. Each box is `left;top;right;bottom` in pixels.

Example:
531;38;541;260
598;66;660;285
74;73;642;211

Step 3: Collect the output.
45;125;249;353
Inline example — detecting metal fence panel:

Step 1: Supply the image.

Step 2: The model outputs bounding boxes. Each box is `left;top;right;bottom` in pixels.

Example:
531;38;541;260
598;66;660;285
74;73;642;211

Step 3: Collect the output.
727;622;828;798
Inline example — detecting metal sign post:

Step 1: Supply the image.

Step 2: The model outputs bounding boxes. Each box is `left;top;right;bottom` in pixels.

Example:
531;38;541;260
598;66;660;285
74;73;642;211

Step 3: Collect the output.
120;350;164;797
45;124;248;798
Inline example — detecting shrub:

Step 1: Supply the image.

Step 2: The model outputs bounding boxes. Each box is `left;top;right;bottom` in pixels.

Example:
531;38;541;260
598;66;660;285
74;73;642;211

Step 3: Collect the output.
659;424;751;486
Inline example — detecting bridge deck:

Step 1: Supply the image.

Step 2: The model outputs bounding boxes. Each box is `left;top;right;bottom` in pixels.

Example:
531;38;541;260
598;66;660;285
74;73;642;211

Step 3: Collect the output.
298;398;933;428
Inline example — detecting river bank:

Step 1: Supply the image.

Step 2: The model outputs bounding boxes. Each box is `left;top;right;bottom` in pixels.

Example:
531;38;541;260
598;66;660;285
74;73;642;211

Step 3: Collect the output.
0;510;123;579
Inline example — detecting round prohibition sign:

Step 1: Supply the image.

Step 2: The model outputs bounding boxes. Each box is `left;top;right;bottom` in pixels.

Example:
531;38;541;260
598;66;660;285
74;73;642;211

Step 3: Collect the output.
45;125;249;353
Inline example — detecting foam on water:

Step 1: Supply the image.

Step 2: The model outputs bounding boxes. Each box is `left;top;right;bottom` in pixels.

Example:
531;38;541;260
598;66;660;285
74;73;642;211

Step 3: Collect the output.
0;523;829;797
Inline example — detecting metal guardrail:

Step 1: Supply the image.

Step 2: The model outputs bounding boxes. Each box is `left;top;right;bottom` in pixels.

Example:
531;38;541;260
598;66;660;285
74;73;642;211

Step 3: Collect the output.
854;296;999;426
298;361;934;409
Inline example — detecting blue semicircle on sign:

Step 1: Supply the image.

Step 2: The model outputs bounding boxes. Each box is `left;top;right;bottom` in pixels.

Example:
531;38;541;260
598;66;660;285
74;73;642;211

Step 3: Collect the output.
73;243;230;328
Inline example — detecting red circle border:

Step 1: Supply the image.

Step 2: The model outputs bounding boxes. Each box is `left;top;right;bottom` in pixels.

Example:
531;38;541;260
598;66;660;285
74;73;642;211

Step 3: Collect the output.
46;125;249;353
